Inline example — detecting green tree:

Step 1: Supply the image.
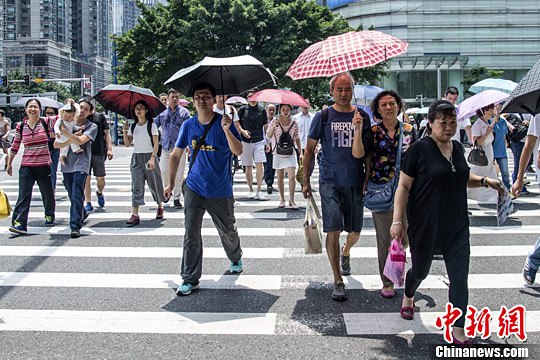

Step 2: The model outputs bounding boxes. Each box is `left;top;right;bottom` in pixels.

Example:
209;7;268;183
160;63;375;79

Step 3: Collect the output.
461;66;504;93
116;0;388;107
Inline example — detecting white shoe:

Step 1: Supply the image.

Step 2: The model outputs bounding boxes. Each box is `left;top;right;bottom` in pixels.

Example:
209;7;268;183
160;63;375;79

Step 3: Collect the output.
256;192;266;201
247;192;255;199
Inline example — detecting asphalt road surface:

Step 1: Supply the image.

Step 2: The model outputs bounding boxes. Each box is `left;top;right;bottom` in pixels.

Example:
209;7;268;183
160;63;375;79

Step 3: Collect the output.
0;146;538;360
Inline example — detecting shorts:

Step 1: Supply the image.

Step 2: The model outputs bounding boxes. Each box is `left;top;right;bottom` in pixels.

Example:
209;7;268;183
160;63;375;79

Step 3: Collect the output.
89;154;106;177
240;140;266;167
319;182;364;233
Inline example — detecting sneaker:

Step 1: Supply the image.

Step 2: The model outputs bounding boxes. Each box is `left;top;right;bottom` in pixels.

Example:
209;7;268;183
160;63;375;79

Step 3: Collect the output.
9;223;27;235
230;260;243;274
527;166;535;173
156;207;164;219
332;281;347;301
44;215;55;227
267;185;274;194
84;202;94;213
173;199;183;209
177;282;199;296
521;187;530;195
247;191;255;199
126;214;140;226
340;246;351;276
96;191;105;207
70;230;81;238
255;192;266;201
523;263;537;285
524;180;531;186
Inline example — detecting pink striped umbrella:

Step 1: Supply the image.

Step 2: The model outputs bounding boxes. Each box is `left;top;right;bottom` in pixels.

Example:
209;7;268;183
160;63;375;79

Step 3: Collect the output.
286;30;408;80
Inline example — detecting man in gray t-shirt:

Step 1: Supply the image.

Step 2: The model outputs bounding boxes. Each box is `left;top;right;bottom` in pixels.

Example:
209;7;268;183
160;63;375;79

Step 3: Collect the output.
54;118;97;238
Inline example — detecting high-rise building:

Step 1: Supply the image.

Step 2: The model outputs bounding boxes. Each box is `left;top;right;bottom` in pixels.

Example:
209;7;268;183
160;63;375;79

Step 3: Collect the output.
324;0;540;105
112;0;162;36
2;0;113;93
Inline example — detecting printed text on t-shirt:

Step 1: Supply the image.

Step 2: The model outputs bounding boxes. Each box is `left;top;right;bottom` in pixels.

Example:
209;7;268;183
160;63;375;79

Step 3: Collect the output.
331;122;354;147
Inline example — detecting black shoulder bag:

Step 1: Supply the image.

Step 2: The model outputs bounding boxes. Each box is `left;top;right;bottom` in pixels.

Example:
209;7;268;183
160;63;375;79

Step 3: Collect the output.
181;114;219;195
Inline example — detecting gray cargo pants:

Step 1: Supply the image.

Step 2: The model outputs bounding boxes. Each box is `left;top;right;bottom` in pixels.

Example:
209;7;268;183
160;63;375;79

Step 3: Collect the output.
181;185;243;284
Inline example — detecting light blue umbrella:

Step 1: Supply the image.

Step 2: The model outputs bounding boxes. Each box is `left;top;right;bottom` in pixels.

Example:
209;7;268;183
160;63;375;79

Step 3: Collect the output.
354;85;384;99
469;78;518;94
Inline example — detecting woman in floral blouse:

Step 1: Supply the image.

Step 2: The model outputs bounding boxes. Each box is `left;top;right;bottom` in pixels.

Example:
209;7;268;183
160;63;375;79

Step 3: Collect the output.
363;90;416;299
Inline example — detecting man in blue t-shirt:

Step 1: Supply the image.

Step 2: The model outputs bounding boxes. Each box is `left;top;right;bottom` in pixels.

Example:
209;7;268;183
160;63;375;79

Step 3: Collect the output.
302;72;370;301
164;82;244;296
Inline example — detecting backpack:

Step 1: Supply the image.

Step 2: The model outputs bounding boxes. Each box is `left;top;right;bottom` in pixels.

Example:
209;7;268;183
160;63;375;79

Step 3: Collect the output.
131;120;162;157
19;117;54;152
275;122;295;155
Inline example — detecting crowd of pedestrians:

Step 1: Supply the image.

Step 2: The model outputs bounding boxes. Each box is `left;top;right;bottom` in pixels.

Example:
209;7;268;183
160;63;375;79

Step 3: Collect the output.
3;71;539;344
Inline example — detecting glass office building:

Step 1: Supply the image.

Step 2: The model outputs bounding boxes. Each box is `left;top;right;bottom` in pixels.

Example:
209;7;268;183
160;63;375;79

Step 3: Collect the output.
330;0;540;105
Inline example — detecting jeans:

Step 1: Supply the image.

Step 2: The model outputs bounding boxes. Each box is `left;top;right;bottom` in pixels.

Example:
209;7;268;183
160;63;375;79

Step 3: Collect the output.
495;157;511;190
527;237;540;271
63;171;87;231
11;165;55;228
50;148;60;190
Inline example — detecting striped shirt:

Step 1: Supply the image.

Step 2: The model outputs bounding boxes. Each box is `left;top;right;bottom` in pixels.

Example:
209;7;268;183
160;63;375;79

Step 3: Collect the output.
10;119;52;167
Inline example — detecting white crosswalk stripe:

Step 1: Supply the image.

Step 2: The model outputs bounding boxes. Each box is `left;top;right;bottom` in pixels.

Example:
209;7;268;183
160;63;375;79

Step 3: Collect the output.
1;152;539;343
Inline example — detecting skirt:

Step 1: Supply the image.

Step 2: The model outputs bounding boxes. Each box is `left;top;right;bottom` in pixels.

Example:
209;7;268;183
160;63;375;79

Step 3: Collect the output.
273;153;297;170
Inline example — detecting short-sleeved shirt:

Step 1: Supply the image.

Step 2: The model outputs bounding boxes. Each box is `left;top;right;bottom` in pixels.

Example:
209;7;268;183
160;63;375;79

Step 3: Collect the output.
10;119;52;167
87;113;109;155
402;137;470;249
451;117;471;141
61;119;98;174
526;114;540;151
176;113;242;198
308;106;371;187
269;118;299;154
213;105;239;121
128;122;159;153
366;121;417;184
492;119;508;158
238;104;267;143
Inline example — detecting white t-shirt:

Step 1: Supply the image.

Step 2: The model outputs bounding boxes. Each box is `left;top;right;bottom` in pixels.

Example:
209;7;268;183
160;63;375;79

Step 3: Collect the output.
213;104;239;121
128;122;159;153
452;117;471;141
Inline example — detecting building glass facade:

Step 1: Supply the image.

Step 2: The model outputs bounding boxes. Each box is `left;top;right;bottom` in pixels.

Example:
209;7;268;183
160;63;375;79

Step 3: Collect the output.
331;0;540;105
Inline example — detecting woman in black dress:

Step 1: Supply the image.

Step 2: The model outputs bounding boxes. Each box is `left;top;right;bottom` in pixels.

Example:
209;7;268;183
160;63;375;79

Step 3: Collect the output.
390;100;504;344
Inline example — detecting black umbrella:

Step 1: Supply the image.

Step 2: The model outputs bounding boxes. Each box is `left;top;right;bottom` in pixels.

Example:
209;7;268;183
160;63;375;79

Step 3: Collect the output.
164;55;276;97
501;58;540;115
94;84;165;118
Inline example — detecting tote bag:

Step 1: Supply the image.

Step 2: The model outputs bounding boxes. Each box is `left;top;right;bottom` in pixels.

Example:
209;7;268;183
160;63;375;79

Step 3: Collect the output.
303;196;323;254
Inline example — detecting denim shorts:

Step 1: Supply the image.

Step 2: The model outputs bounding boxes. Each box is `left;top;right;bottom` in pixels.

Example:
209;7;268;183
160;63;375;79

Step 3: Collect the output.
319;182;364;233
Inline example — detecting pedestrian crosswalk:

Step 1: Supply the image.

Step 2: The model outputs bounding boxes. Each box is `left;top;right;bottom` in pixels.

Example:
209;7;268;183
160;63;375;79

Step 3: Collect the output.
0;150;539;350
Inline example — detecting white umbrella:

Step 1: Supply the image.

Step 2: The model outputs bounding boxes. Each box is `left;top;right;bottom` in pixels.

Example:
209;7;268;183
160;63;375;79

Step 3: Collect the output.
405;107;421;115
14;97;64;109
225;96;247;105
469;78;518;94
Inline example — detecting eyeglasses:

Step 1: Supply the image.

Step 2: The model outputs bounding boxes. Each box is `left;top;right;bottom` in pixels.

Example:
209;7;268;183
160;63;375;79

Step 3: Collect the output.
193;95;213;102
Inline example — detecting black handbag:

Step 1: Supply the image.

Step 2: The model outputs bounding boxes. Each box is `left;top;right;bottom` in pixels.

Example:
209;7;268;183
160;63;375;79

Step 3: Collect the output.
468;142;488;166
